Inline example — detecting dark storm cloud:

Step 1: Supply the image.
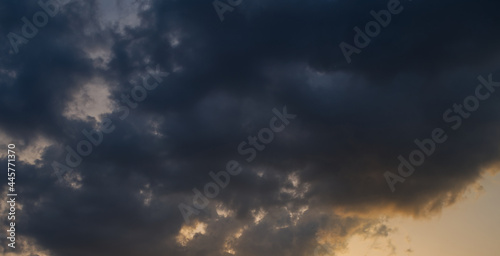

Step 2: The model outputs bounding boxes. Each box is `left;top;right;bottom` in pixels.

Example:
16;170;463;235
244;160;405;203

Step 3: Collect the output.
1;0;500;255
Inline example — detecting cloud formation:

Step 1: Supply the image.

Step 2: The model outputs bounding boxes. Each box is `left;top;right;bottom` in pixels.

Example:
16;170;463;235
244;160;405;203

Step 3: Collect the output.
1;0;500;255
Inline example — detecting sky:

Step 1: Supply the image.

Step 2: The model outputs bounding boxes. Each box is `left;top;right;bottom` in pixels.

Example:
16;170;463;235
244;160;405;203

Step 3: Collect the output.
0;0;499;255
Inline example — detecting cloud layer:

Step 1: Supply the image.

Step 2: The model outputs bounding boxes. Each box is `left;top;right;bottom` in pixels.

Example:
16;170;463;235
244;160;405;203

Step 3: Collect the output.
1;0;500;255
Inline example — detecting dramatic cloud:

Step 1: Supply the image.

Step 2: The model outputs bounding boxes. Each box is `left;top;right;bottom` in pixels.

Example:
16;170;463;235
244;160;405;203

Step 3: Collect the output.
1;0;499;255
